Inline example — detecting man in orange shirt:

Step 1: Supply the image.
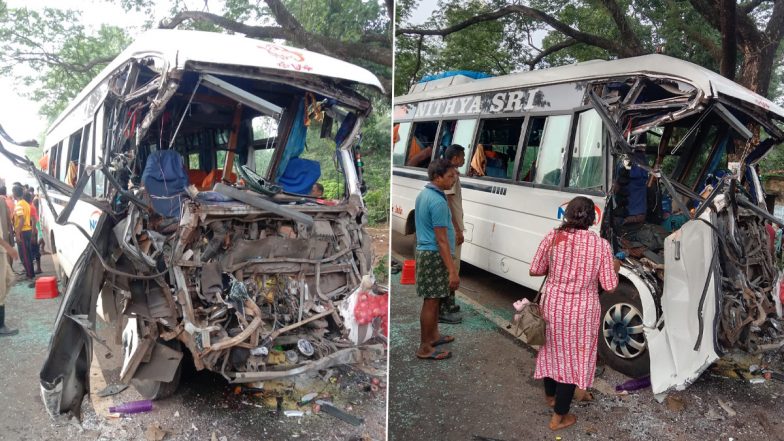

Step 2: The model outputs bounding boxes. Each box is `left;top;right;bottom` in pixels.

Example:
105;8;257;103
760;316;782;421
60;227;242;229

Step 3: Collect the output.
12;185;34;282
24;192;41;274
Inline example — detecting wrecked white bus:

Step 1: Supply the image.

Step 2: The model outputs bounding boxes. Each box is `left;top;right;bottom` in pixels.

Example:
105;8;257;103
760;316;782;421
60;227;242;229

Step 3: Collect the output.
391;54;784;395
0;29;386;416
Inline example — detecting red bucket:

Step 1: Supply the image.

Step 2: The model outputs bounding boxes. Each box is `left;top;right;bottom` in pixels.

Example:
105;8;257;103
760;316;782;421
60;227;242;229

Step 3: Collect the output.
35;276;59;299
400;260;416;285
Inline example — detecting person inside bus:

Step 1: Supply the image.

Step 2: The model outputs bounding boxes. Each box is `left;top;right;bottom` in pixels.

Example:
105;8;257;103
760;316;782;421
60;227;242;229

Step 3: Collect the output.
469;144;487;176
12;185;35;285
529;197;619;431
65;161;78;187
310;182;324;198
407;129;435;168
414;158;459;361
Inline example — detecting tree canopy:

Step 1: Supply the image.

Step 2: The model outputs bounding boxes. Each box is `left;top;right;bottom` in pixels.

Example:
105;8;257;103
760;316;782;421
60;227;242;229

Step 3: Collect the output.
396;0;784;101
0;0;393;123
0;0;392;224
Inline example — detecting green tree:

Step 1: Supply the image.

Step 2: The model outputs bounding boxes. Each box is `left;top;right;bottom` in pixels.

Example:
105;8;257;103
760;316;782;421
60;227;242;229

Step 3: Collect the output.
0;3;131;121
0;0;392;223
396;0;784;98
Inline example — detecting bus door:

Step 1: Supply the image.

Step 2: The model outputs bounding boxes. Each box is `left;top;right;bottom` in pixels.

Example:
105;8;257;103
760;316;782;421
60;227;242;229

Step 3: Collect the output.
647;213;721;395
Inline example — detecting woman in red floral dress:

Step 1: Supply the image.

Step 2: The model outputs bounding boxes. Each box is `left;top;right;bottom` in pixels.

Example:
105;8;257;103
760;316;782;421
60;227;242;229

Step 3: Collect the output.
529;196;620;430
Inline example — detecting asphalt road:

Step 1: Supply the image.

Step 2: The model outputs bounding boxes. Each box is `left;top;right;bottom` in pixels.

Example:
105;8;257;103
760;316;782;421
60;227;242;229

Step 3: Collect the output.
389;230;784;441
0;254;387;441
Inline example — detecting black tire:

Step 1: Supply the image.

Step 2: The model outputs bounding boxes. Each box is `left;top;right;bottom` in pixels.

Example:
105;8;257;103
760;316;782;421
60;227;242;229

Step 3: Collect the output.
598;283;651;378
131;340;183;400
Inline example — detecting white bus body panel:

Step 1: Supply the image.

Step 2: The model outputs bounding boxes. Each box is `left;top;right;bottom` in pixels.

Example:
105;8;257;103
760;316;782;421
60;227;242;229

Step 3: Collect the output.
44;198;101;277
392;172;606;291
649;215;720;395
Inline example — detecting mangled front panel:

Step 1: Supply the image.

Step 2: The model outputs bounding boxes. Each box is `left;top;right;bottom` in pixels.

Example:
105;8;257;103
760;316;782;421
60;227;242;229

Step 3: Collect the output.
590;73;784;393
112;201;371;383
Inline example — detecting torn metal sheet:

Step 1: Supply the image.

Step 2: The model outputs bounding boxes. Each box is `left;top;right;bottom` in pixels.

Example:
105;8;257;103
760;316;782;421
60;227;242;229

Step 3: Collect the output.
5;30;386;418
586;73;784;394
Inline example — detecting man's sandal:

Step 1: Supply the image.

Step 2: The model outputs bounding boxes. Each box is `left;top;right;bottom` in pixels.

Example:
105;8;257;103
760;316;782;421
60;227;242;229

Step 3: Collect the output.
431;335;455;347
416;350;452;360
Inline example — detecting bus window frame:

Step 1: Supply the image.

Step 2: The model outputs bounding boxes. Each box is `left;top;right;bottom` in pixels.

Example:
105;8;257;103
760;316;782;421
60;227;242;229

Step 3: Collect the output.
395;119;442;170
468;115;526;182
49;141;62;180
393;103;606;197
563;106;608;193
433;117;481;175
78;123;92;179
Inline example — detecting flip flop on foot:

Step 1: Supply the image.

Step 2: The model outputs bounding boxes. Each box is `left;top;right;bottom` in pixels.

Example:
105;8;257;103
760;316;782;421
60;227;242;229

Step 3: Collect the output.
549;413;577;431
416;350;452;360
430;335;455;347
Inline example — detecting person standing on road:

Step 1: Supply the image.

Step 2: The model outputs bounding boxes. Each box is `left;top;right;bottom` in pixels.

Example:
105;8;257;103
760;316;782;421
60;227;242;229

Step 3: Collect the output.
529;196;619;431
24;192;41;274
415;158;459;360
439;144;465;324
12;185;35;283
0;185;15;250
0;180;20;336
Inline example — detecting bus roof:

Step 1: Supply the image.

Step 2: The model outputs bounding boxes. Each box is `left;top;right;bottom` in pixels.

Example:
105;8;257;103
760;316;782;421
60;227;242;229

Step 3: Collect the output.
397;54;784;120
48;29;383;137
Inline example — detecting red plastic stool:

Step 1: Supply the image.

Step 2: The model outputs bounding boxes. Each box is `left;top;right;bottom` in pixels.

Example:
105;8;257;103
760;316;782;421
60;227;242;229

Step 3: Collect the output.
35;276;59;299
400;260;416;285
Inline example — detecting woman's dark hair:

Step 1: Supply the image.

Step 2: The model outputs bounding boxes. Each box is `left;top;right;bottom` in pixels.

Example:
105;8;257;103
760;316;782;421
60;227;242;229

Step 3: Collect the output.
558;196;596;230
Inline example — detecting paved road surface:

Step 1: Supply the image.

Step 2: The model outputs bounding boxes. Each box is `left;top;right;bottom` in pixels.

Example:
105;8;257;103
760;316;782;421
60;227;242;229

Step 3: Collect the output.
0;255;386;441
389;230;784;440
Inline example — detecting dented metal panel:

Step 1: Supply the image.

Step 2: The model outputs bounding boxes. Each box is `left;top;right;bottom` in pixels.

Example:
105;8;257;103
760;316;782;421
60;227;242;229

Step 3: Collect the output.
0;30;387;418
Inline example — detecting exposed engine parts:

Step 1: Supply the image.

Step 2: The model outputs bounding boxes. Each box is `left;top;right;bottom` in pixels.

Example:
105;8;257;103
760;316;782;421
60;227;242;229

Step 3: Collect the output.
109;199;379;383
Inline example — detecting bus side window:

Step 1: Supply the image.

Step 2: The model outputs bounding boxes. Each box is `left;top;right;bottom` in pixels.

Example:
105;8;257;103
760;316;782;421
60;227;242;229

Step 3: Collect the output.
568;109;604;190
79;123;93;194
64;129;82;187
404;121;438;168
392;122;411;166
436;119;477;175
49;142;61;179
533;115;571;186
519;117;546;183
55;140;66;181
250;115;278;178
469;117;523;180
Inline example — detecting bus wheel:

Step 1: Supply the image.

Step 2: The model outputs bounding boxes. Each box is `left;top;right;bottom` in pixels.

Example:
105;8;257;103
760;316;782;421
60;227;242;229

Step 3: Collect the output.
598;283;650;378
130;340;183;400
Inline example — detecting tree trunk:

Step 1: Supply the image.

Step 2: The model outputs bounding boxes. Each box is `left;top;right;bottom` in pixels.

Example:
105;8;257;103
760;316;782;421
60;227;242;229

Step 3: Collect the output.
737;43;777;96
719;0;736;80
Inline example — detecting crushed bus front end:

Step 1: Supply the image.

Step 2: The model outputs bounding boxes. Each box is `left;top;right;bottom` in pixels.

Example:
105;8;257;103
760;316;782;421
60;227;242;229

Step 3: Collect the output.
7;31;386;418
587;69;784;394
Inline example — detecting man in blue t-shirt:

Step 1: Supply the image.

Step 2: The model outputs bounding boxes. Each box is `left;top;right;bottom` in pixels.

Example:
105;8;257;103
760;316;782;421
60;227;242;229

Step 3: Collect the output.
414;158;459;361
